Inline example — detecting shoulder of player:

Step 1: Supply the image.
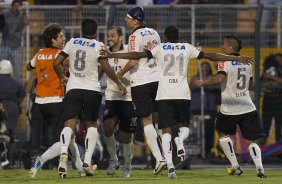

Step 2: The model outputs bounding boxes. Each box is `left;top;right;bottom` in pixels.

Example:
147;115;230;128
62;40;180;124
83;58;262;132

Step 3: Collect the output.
36;48;60;55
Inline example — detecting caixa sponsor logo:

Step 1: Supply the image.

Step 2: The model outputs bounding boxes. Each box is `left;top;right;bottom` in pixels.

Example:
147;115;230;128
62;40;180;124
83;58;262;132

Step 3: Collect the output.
73;39;96;48
163;44;185;50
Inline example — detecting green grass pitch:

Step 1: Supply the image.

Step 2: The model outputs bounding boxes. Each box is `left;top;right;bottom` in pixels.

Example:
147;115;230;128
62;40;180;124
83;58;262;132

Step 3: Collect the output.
0;169;281;184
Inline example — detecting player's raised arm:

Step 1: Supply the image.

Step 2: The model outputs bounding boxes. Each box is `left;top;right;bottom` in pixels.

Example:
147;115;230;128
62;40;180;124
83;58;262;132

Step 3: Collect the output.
99;57;127;96
202;52;254;64
192;74;226;87
100;48;148;60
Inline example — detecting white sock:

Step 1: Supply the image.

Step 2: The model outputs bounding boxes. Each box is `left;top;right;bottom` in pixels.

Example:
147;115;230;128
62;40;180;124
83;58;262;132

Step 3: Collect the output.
40;142;60;166
123;141;133;168
248;143;263;169
104;134;118;161
144;124;163;161
219;136;239;168
69;138;83;172
60;127;73;155
162;133;173;168
178;127;190;141
84;127;98;165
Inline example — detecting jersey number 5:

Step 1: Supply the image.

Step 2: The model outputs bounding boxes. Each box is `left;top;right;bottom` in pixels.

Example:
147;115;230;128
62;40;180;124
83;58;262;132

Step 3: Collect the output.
237;68;246;90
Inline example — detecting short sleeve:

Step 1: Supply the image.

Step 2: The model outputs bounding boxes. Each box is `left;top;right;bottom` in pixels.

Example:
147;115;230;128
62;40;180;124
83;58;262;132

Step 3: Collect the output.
98;42;106;58
30;53;38;67
149;44;160;59
217;61;227;76
186;44;201;59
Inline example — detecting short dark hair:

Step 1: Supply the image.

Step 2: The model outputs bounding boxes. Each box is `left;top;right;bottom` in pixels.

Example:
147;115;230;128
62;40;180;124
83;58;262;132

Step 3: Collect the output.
42;23;63;48
164;25;179;43
11;0;22;6
108;26;123;36
81;19;97;38
224;34;242;52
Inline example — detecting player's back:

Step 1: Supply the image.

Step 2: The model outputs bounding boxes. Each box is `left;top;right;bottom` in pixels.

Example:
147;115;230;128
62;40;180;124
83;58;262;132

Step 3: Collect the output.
220;61;256;115
63;38;103;92
128;27;160;87
150;42;200;100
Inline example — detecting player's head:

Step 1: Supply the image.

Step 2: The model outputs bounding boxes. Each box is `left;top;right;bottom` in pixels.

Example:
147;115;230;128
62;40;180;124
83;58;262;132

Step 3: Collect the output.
222;34;242;54
125;6;145;29
107;26;123;51
42;23;65;49
81;18;98;39
164;25;179;43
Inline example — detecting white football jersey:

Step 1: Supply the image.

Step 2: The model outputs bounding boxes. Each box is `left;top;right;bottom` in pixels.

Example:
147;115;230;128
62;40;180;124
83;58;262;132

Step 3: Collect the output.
105;45;132;101
217;61;256;115
62;38;103;93
128;27;161;87
149;42;201;100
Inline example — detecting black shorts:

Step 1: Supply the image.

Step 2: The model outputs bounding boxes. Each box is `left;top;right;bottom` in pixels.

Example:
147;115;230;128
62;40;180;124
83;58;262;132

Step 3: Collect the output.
158;100;191;129
131;82;158;118
215;110;265;141
38;102;64;143
103;100;137;133
62;89;102;122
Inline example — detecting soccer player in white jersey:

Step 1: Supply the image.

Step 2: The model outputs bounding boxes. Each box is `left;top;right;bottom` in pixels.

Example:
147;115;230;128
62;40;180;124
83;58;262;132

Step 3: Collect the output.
193;35;266;178
103;26;137;177
117;6;166;174
53;19;126;178
100;26;254;179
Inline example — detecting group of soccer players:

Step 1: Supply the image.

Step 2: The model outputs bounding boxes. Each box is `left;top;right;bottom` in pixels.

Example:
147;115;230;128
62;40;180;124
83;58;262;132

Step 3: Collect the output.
27;5;266;180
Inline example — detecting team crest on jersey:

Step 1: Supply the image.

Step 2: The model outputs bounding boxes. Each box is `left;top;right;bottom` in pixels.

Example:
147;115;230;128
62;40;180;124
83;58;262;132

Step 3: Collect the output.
218;61;225;71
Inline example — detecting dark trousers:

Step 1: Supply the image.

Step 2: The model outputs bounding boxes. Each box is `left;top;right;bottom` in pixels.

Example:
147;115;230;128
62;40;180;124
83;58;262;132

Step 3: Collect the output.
262;95;282;142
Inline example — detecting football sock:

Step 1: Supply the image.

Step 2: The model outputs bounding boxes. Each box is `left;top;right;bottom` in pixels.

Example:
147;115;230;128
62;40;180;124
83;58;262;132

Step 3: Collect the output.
40;142;60;166
178;127;190;141
219;136;239;168
144;124;163;161
162;133;173;168
104;134;118;161
123;141;133;168
248;143;263;169
84;127;98;165
60;127;73;155
69;138;83;171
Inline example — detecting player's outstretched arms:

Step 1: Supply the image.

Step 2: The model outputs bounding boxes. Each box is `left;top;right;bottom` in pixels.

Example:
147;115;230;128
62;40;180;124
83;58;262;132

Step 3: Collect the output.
53;54;68;85
192;74;226;87
100;48;148;60
202;52;254;64
99;58;127;96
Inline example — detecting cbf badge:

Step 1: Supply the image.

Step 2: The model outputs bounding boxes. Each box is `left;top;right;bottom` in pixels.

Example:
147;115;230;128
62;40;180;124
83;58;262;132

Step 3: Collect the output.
114;58;118;64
